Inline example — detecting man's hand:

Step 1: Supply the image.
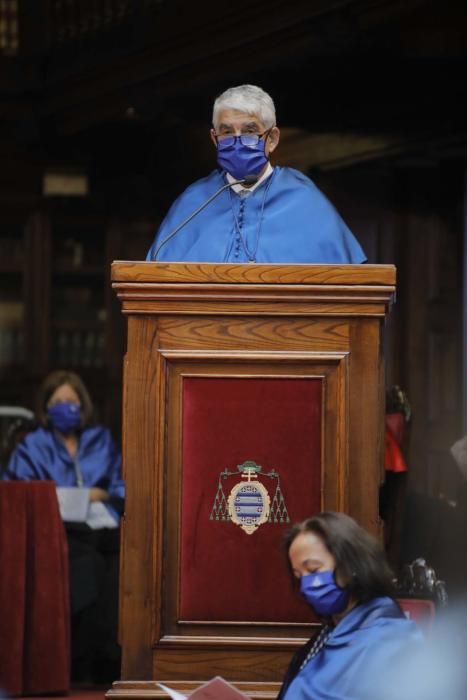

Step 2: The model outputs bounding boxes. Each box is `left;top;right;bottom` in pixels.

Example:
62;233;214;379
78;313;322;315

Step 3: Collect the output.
89;487;110;502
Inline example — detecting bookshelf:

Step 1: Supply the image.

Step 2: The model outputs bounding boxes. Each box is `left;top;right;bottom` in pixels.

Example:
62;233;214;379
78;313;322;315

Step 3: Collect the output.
51;224;107;371
0;209;155;439
0;227;26;374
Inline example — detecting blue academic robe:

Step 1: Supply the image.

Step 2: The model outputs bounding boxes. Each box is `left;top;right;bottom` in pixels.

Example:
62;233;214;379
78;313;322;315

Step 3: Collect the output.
5;426;124;521
282;597;423;700
146;167;366;263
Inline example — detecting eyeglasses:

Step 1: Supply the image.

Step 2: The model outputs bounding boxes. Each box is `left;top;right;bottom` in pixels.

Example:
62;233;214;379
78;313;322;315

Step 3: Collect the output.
214;129;271;147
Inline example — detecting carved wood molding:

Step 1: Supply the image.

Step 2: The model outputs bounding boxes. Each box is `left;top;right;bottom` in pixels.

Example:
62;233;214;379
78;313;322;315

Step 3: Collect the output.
112;261;396;284
112;262;396;317
157;634;314;649
107;680;281;700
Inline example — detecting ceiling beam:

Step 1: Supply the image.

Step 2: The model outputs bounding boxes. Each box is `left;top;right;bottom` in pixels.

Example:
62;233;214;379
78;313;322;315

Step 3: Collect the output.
33;0;429;133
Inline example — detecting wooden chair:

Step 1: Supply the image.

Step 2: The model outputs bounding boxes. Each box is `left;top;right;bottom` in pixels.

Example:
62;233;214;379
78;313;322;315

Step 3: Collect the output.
0;406;34;475
395;558;448;635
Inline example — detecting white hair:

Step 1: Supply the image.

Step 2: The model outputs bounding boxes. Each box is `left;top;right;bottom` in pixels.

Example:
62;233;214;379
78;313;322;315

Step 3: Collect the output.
212;85;276;129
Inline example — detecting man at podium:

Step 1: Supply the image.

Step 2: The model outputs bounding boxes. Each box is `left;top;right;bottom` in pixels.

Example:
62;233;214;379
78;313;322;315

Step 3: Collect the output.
146;84;366;264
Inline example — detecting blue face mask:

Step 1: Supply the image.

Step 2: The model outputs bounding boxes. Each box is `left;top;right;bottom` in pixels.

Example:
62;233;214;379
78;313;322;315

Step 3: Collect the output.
216;134;269;180
47;402;81;434
300;570;349;617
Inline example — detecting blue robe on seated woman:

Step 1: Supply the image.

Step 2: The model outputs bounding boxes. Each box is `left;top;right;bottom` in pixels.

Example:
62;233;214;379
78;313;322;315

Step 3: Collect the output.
146;167;366;264
280;597;423;700
5;426;124;521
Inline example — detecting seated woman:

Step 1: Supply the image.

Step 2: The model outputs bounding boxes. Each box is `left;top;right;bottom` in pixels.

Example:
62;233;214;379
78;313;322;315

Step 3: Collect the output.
278;511;423;700
5;370;124;684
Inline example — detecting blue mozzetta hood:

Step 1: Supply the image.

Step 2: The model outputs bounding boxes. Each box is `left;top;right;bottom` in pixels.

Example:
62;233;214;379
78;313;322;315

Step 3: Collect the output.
283;596;423;700
146;167;366;264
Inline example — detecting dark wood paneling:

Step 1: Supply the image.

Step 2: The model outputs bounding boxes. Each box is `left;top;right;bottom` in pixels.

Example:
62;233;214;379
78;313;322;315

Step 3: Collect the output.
403;170;463;497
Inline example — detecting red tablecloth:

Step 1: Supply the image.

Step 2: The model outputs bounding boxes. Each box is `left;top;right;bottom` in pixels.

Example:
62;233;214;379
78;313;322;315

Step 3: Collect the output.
0;481;70;696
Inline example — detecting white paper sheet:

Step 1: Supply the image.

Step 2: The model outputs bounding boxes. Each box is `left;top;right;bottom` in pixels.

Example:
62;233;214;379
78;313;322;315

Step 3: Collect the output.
56;486;90;522
55;487;118;528
157;677;250;700
86;500;119;529
157;683;188;700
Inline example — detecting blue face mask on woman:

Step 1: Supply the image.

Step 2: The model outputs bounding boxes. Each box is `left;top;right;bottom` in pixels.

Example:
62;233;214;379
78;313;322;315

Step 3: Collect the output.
47;401;81;434
216;132;270;180
300;570;349;617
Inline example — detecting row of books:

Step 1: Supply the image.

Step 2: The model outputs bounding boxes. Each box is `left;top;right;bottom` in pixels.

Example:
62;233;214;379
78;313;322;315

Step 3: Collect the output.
53;330;106;368
0;237;23;263
0;327;24;365
0;327;107;368
52;287;106;321
53;236;104;269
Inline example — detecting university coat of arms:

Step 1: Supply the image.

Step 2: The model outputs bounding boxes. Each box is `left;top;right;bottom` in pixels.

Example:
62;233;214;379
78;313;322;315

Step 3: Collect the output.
209;460;290;535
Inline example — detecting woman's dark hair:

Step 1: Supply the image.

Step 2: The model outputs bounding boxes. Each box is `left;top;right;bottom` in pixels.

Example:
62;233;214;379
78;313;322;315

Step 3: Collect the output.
284;511;395;603
386;385;411;423
37;370;95;429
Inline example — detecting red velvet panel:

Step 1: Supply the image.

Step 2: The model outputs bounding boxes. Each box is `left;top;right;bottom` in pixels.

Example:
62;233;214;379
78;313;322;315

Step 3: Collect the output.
180;377;322;623
0;482;70;696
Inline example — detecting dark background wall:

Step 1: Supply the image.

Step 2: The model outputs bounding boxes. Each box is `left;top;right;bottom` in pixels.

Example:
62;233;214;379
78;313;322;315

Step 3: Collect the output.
1;0;466;512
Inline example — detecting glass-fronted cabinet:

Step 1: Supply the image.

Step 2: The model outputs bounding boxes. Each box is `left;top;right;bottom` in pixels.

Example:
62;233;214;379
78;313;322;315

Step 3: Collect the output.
51;223;107;370
0;208;155;437
0;226;25;372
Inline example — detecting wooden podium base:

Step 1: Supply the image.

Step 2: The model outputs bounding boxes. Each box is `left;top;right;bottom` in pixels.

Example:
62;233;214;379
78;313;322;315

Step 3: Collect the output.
107;680;281;699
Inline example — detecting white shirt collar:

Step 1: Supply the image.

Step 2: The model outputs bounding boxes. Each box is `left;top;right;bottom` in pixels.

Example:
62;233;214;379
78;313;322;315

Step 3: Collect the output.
226;163;274;194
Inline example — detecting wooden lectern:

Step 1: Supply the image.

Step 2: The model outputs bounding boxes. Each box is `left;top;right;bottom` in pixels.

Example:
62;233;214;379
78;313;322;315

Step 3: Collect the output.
109;262;396;700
